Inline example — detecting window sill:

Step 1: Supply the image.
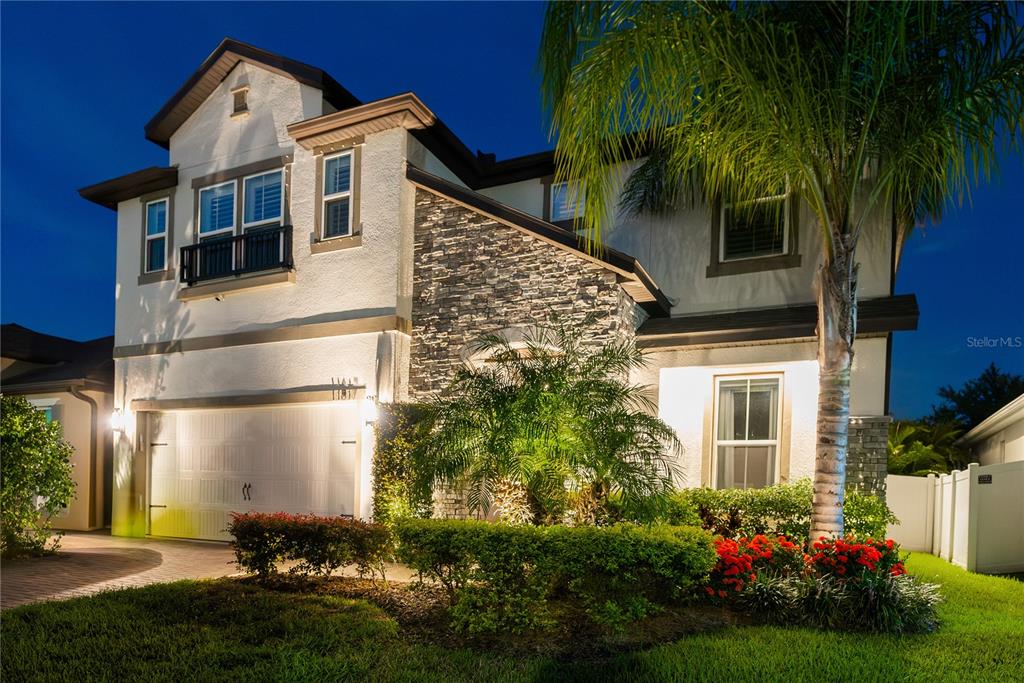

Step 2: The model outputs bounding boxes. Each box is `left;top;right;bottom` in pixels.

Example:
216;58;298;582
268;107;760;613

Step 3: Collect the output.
177;269;294;302
138;269;175;286
706;253;802;278
310;233;362;254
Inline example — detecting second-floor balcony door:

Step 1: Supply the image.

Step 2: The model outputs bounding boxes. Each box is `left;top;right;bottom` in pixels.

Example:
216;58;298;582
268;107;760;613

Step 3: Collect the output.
198;180;237;280
240;170;284;273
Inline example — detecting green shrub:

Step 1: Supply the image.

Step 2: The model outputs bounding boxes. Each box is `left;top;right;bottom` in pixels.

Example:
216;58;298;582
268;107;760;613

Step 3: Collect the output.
667;479;896;541
550;524;716;628
844;491;899;539
1;395;76;557
372;403;433;526
393;518;716;633
228;512;390;580
792;573;941;633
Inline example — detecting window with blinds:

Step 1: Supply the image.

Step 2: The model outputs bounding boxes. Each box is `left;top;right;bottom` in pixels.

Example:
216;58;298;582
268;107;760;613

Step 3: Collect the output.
549;181;581;223
199;181;236;237
243;170;283;228
323;151;353;238
721;194;788;261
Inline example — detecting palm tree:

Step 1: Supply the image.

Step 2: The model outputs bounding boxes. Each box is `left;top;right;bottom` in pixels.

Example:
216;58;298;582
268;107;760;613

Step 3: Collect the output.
412;323;680;524
538;1;1023;539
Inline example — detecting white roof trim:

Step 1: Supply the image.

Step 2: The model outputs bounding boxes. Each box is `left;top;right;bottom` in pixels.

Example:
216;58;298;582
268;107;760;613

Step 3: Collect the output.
957;393;1024;445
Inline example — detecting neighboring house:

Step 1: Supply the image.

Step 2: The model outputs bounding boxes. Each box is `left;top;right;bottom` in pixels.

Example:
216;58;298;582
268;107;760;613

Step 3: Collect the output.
957;394;1024;465
80;39;917;541
1;323;114;530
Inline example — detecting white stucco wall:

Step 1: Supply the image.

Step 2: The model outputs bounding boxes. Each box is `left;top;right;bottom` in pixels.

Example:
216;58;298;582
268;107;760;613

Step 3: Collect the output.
479;161;894;316
115;63;416;352
110;62;423;536
642;336;889;488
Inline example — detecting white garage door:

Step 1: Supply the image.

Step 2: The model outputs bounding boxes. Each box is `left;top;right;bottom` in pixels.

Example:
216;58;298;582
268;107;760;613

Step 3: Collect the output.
148;403;359;541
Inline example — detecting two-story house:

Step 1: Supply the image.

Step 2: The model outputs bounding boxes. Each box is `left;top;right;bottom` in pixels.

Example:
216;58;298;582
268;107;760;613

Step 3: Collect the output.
81;39;917;541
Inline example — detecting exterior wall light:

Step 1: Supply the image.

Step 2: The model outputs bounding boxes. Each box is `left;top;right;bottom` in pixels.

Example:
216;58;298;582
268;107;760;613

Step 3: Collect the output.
363;396;378;425
110;408;127;433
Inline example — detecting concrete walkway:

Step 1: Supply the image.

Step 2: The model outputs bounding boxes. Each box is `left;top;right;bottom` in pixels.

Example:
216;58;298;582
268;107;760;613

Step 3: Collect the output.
0;531;238;610
1;531;419;610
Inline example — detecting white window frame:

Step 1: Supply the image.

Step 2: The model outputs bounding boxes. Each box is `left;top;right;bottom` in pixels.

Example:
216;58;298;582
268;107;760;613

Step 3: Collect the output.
241;168;284;230
198;179;237;240
719;193;789;263
711;373;783;489
550;180;582;223
321;150;353;240
143;198;169;273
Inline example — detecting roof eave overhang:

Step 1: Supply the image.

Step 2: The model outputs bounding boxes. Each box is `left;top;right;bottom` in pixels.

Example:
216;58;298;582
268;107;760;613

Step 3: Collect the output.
956;393;1024;446
637;295;919;350
78;166;179;211
287;93;436;150
1;378;112;395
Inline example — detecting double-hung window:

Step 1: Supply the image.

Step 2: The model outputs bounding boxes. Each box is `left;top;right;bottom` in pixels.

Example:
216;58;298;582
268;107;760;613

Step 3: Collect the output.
242;169;283;230
144;199;168;272
198;180;236;239
714;376;781;489
322;151;353;238
721;193;789;261
549;181;582;224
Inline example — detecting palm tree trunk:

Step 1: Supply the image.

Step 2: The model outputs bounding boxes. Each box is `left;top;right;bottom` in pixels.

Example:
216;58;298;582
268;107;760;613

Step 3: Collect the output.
811;244;858;542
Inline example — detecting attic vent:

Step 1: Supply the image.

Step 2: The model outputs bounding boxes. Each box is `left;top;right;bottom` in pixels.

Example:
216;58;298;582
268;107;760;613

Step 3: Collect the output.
231;86;249;117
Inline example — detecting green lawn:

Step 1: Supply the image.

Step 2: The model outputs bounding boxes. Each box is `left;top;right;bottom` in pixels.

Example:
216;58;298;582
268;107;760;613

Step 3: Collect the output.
3;553;1022;682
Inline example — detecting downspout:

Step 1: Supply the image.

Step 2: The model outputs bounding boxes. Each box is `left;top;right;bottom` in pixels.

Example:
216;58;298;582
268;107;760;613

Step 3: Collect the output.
69;384;98;529
884;198;898;417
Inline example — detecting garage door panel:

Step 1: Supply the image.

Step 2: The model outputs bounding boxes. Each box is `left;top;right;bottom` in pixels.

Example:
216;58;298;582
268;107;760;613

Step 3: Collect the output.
149;403;360;541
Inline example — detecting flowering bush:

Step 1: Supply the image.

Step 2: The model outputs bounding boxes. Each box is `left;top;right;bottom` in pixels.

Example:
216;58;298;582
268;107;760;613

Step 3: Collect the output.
705;533;939;633
706;535;804;598
809;536;906;581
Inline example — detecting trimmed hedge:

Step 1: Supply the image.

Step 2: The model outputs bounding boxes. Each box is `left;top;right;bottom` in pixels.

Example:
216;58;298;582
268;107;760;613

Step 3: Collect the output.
665;479;897;540
228;512;390;579
394;518;716;632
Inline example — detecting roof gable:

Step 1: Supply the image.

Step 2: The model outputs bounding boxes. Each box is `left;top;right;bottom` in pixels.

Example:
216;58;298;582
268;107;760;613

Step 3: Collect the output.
144;38;360;149
406;164;670;317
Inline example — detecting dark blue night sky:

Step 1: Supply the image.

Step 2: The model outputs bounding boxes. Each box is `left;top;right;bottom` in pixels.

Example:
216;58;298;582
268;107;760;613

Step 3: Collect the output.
2;2;1021;419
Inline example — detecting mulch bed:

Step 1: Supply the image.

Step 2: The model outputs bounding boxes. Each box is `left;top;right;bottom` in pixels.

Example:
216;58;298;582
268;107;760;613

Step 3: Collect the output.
242;574;743;660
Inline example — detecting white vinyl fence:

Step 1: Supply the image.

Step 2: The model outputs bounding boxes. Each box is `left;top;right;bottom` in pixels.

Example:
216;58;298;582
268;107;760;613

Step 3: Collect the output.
886;461;1024;574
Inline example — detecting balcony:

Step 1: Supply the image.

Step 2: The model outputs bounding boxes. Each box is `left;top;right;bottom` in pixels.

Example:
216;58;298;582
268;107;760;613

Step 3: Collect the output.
180;225;293;286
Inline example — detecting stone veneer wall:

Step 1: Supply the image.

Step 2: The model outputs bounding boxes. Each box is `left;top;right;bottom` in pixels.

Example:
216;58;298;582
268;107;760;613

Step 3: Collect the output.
409;187;637;398
846;415;891;499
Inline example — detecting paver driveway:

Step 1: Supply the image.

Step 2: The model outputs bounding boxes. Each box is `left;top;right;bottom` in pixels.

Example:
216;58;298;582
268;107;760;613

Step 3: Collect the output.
0;532;237;610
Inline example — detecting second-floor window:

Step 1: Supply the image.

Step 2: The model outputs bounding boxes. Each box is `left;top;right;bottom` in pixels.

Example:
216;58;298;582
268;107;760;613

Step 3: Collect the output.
144;198;168;272
721;193;789;261
242;170;283;229
549;181;582;223
199;181;236;239
322;151;353;238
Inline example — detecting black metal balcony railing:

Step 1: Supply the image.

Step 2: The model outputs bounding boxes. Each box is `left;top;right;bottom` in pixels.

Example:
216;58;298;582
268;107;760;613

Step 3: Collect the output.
180;225;293;285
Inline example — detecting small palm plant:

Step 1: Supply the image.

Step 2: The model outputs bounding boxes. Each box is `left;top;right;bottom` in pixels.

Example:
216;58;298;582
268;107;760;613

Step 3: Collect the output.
887;420;968;476
413;323;681;524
